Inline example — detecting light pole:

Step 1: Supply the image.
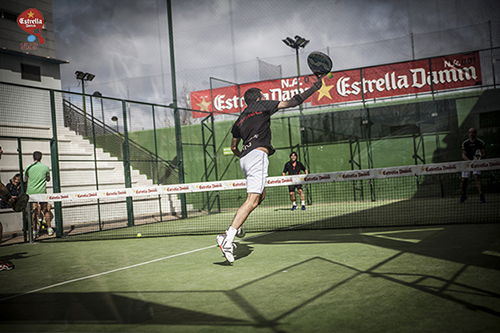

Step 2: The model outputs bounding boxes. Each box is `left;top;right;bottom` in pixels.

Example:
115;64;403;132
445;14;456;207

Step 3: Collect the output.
283;35;311;202
282;35;309;91
75;71;95;136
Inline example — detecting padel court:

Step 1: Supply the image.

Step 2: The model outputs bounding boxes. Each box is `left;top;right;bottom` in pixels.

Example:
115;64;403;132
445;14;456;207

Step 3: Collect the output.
1;223;500;332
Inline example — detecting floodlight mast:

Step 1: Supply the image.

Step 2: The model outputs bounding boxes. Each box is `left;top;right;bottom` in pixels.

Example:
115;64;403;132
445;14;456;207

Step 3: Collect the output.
282;35;311;183
75;71;95;136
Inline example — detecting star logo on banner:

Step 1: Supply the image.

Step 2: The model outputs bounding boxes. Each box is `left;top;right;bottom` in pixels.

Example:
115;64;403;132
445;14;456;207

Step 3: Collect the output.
197;97;211;111
28;11;35;18
317;78;334;101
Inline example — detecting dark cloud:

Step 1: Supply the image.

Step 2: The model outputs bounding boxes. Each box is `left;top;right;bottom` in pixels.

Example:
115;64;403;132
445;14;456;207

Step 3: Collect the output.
52;0;500;103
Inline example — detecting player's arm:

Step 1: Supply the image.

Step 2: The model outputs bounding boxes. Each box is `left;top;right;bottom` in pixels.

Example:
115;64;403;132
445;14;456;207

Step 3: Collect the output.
462;149;469;161
278;79;322;109
231;137;241;158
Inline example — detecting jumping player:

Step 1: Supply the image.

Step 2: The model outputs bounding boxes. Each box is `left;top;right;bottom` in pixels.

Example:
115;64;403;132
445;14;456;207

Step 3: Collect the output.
216;78;323;263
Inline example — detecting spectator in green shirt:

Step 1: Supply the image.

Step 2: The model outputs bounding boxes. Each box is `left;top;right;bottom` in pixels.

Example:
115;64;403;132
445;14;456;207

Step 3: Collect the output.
25;151;53;237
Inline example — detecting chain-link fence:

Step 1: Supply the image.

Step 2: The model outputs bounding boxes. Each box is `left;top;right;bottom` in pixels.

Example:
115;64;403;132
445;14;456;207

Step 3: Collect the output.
2;0;500;241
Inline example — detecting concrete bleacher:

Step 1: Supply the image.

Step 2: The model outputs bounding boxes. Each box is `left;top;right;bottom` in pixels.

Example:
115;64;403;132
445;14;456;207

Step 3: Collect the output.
0;125;186;233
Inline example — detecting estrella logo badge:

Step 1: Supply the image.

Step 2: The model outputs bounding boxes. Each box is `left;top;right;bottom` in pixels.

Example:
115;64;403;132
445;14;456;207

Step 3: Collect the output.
17;8;45;44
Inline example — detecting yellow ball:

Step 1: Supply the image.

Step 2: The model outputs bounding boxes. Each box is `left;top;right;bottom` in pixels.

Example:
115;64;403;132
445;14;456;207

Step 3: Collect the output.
327;72;333;79
137;233;142;237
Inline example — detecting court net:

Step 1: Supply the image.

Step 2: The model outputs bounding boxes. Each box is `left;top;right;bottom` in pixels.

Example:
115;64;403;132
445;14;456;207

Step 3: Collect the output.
29;158;500;241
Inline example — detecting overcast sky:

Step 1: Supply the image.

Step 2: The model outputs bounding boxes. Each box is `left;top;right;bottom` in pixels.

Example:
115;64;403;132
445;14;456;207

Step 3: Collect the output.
52;0;500;105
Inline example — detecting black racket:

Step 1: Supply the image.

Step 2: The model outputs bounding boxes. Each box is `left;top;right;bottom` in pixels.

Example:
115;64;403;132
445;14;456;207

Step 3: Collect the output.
474;149;482;160
307;51;333;79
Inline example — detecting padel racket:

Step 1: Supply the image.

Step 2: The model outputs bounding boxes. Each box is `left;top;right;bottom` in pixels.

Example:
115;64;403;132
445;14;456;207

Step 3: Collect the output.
307;51;333;79
474;149;482;160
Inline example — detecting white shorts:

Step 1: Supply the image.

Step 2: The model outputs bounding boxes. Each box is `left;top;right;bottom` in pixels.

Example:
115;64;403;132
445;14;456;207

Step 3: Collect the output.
461;171;481;178
240;149;269;194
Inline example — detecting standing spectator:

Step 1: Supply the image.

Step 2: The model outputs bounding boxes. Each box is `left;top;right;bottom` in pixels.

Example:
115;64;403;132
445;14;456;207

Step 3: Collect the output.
25;151;54;237
460;127;486;203
283;152;308;210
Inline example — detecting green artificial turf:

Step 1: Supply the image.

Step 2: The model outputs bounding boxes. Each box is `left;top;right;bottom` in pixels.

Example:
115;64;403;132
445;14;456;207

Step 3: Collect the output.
1;223;499;332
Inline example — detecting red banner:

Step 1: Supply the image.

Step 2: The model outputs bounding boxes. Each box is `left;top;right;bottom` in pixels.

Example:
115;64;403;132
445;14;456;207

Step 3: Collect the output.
190;52;482;118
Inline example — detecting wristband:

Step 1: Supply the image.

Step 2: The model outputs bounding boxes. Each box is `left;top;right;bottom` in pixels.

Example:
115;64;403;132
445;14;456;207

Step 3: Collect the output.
292;94;304;105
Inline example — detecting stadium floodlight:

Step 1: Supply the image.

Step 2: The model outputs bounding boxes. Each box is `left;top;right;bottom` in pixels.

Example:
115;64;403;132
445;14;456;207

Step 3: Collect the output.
93;91;105;128
75;70;85;80
282;35;309;51
111;116;119;132
75;71;95;82
75;71;96;136
282;34;309;79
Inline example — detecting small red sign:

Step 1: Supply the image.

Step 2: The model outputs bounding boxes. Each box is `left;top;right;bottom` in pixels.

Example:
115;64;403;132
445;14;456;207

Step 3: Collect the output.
17;8;45;44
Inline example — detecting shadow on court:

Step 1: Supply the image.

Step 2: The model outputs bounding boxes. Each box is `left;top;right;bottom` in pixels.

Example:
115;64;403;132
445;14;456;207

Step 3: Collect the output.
1;224;499;332
0;292;250;326
245;223;500;271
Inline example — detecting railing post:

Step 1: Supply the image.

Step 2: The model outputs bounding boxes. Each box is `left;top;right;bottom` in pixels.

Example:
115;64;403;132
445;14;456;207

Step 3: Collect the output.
49;90;63;237
122;100;134;227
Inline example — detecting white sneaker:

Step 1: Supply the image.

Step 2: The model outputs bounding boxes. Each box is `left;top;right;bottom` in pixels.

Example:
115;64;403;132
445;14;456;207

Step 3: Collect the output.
33;230;39;239
48;228;54;236
216;234;236;263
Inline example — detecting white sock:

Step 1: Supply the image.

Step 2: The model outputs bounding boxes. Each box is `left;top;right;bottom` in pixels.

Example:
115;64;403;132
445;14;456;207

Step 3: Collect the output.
301;201;305;206
226;226;237;243
293;201;296;206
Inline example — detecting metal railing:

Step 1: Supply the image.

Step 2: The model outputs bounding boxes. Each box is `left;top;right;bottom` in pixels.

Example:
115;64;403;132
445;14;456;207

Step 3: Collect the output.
63;100;179;185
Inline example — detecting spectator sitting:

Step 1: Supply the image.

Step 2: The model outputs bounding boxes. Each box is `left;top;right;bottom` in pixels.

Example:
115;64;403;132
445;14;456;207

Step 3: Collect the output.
0;173;22;209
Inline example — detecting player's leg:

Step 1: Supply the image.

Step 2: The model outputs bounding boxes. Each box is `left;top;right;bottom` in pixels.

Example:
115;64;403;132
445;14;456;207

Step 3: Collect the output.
289;186;297;210
231;192;262;231
298;187;306;210
217;192;261;259
217;149;268;263
473;173;485;203
259;188;266;205
42;203;54;235
32;203;40;237
460;172;469;203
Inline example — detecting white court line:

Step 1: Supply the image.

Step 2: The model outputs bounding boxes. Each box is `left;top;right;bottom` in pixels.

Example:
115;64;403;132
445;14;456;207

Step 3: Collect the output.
3;223;436;302
0;244;217;302
483;250;500;257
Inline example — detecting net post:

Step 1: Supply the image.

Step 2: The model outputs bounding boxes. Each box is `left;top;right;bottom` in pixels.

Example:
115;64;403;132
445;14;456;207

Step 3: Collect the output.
27;203;34;243
121;100;135;227
168;0;187;218
16;138;29;242
49;90;63;237
360;68;376;202
201;113;220;213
